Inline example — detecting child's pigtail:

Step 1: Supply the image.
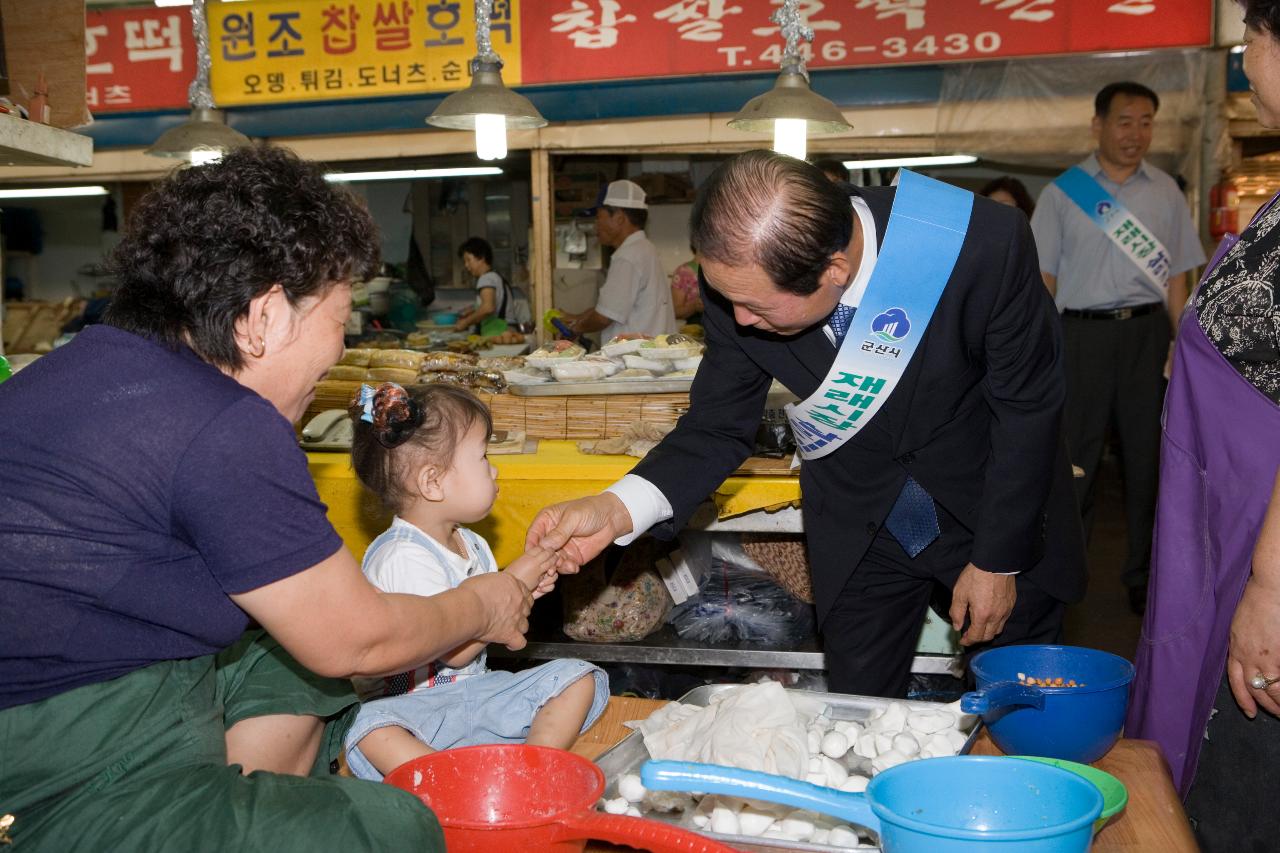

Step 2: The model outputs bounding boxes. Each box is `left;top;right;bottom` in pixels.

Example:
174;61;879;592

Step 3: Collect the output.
349;382;424;448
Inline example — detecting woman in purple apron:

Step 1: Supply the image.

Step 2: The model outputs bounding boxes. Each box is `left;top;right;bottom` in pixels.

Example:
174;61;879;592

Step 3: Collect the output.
1127;7;1280;848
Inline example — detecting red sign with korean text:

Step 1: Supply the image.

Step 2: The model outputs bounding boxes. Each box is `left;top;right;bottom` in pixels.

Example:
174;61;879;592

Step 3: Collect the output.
519;0;1212;85
85;8;196;113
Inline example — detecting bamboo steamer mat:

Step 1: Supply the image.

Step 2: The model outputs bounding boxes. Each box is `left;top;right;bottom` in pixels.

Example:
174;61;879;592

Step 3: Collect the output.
566;396;612;439
525;397;570;439
479;392;690;441
304;379;363;426
487;394;528;435
603;396;643;435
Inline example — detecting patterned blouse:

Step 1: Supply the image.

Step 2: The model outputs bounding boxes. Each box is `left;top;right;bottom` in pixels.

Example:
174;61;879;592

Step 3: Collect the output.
1194;197;1280;404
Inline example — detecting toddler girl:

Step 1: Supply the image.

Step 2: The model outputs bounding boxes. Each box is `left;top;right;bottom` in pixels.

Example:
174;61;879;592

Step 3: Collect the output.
343;382;608;780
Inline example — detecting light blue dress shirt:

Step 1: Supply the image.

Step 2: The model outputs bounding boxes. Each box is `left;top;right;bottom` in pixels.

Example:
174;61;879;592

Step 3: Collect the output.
1031;154;1206;312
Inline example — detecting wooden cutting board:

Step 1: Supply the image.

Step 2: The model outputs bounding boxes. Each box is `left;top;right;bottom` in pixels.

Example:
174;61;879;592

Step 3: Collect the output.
732;454;799;475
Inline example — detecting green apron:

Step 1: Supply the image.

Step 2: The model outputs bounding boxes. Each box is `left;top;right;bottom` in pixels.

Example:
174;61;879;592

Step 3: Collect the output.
0;631;444;852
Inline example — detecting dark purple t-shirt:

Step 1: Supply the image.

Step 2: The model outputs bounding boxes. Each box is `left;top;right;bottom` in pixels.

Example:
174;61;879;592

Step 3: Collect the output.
0;325;343;710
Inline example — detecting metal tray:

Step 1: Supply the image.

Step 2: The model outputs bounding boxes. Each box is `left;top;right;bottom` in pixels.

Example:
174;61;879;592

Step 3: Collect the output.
508;377;694;396
593;684;980;853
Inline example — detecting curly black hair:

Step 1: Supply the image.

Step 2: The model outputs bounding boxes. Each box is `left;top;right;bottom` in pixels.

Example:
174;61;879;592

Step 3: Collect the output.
105;144;379;371
1243;0;1280;35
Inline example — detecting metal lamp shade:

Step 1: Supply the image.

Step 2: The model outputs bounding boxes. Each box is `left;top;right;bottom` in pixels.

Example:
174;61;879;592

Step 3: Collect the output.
425;66;547;131
728;69;852;135
145;108;252;159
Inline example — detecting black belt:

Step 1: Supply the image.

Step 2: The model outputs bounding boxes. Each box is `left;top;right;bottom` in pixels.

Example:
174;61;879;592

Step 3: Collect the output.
1062;303;1161;321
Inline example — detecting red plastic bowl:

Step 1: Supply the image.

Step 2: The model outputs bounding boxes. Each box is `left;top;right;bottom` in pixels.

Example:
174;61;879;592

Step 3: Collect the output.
383;744;740;853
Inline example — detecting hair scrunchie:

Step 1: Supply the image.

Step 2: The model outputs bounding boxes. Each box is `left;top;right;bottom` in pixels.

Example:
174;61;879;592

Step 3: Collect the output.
351;382;423;448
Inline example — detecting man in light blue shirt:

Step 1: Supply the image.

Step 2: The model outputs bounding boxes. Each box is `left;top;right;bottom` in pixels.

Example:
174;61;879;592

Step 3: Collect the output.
1031;81;1206;615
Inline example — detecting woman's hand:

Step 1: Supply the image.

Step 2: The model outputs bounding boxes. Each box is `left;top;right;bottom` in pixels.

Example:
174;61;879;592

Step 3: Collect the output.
1229;469;1280;717
1227;576;1280;718
457;570;533;650
506;546;560;598
526;493;634;569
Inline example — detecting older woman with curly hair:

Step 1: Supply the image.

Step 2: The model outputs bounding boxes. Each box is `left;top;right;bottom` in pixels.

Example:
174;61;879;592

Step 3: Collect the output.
1127;2;1280;848
0;146;533;851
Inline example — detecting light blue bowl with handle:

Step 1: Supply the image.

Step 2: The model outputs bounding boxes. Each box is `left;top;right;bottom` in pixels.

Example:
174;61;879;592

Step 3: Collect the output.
641;755;1102;853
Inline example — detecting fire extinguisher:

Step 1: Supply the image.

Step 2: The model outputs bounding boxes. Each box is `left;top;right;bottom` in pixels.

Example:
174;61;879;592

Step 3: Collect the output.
1210;176;1241;241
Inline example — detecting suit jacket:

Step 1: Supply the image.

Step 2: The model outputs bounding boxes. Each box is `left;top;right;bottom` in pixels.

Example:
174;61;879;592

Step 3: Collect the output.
631;187;1088;626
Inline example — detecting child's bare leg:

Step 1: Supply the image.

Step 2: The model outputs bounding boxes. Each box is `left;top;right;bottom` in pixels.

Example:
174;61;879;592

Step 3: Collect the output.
527;676;597;750
355;725;435;776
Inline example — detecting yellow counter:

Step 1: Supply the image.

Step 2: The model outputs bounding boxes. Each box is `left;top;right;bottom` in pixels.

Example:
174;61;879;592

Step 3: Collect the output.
308;441;801;567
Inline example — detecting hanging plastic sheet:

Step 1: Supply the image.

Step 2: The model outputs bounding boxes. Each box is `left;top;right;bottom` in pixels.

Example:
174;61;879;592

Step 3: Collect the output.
935;49;1211;182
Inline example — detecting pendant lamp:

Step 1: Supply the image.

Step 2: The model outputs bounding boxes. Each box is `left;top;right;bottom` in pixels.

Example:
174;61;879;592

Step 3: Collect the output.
728;0;850;161
425;0;547;160
146;0;250;164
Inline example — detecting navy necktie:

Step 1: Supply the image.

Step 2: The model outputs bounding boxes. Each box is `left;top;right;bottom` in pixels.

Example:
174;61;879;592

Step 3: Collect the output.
885;477;940;558
828;303;857;343
825;304;939;557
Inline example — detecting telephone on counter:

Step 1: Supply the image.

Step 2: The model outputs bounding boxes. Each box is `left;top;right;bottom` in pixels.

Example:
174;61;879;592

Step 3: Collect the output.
300;409;353;451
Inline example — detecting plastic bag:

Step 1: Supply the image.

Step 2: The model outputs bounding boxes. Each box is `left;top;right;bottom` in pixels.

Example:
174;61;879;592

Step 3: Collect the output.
562;540;673;642
754;407;796;458
667;535;816;647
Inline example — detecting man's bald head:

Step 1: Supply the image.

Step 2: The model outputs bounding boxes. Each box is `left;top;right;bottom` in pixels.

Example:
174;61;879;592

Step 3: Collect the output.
690;150;854;296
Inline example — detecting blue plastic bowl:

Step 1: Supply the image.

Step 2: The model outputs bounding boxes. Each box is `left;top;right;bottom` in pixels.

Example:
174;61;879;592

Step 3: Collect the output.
642;755;1102;853
432;312;460;325
963;645;1135;763
868;756;1102;852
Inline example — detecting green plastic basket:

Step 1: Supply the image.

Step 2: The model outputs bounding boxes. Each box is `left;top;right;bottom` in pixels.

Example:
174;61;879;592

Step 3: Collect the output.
1014;755;1129;834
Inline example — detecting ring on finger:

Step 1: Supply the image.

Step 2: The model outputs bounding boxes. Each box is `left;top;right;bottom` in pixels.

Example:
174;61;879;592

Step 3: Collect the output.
1249;672;1280;690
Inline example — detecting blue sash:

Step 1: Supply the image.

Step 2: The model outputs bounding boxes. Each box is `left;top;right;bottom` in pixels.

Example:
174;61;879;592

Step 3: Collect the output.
1053;165;1171;290
785;170;973;460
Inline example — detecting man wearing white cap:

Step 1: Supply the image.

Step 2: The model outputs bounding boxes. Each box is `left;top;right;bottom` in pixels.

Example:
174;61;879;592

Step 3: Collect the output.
560;180;678;341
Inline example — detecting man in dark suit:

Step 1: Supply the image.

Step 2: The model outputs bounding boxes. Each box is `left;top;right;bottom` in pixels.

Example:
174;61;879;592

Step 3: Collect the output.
528;151;1086;697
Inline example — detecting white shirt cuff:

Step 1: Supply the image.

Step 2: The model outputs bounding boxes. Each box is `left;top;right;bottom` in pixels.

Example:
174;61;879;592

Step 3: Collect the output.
605;474;673;545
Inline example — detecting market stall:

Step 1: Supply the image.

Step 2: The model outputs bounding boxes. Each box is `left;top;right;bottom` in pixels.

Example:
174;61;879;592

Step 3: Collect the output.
0;0;1247;849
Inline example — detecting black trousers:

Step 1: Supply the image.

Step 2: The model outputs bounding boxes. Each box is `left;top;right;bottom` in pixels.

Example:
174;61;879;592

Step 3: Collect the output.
1062;309;1169;589
1185;673;1280;853
821;502;1066;699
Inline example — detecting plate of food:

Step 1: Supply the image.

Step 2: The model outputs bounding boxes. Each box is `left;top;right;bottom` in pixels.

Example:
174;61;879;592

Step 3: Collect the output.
601;334;653;358
524;340;587;371
636;334;704;361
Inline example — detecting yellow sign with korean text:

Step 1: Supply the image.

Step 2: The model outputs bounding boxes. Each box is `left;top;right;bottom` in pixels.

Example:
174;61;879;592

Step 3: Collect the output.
208;0;524;106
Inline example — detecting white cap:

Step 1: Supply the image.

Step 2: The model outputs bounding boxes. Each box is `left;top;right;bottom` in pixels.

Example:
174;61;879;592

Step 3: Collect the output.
600;179;647;210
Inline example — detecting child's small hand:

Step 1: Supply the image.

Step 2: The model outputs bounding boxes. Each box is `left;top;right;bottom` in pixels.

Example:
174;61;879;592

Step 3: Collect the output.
507;546;559;598
553;550;581;576
533;566;558;598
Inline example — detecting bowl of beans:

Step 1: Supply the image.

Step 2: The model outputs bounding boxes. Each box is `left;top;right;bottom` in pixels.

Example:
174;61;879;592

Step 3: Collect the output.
960;645;1135;763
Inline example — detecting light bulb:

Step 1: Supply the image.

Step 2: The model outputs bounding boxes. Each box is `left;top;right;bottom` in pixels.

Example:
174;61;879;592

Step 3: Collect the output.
189;148;223;166
474;114;507;161
773;118;807;160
